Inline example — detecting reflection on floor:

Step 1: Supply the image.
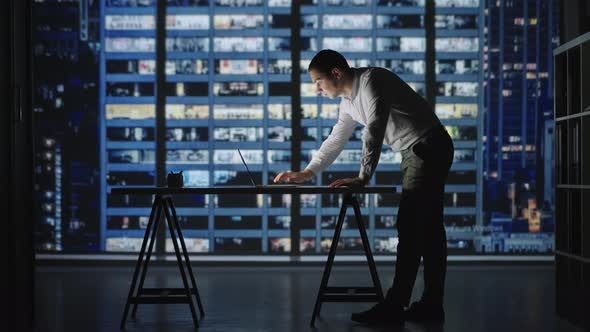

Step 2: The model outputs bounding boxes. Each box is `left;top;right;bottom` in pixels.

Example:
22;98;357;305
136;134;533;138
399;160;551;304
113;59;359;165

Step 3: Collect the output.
36;264;581;332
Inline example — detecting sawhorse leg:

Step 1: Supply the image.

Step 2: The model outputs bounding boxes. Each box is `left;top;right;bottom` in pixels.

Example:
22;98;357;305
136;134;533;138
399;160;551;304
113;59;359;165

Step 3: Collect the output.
120;195;161;330
310;193;384;327
120;194;205;329
166;197;205;318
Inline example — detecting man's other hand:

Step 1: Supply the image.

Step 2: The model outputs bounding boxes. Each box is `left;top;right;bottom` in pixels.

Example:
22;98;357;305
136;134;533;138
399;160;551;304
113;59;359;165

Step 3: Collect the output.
274;169;315;183
328;177;366;188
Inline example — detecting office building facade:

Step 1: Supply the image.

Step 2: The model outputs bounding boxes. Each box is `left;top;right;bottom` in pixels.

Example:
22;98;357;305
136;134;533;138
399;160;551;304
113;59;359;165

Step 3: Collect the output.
481;0;559;253
99;0;484;254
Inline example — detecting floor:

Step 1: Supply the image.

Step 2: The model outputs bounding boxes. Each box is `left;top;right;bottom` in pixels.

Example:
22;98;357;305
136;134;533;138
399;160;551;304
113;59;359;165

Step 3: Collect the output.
35;264;582;332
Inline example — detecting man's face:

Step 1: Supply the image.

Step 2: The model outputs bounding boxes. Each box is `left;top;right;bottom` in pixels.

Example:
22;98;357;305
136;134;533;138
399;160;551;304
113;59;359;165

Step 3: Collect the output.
309;68;342;99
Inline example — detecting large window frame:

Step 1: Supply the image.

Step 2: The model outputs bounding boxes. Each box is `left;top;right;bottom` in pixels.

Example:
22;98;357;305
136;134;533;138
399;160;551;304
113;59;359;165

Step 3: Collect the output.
99;0;485;256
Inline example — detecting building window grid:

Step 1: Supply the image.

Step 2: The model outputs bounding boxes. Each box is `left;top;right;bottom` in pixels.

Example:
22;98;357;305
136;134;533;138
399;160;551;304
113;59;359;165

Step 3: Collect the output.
100;0;482;254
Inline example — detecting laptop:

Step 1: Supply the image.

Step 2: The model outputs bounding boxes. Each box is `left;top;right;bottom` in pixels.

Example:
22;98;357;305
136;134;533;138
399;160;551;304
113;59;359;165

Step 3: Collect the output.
237;148;297;188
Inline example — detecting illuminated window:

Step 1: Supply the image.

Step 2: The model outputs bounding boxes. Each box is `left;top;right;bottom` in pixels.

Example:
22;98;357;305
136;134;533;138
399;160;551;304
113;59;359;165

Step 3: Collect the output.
216;59;260;75
106;104;155;120
166;37;209;52
166;105;209;119
215;0;263;6
167;15;210;30
323;37;372;52
377;59;425;75
436;59;479;74
508;136;521;143
435;103;478;118
437;82;478;97
214;37;263;52
435;0;478;7
435;15;478;29
436;37;478;52
105;15;155;30
323;15;372;29
105;37;156;52
214;15;264;29
213;105;264;120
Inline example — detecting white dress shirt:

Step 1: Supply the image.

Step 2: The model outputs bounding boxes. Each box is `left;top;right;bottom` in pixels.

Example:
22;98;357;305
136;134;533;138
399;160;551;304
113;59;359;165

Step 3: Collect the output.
305;67;441;182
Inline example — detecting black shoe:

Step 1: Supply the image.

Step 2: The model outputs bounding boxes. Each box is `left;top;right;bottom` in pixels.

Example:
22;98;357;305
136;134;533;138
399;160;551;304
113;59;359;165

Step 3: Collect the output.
350;302;405;326
404;301;445;323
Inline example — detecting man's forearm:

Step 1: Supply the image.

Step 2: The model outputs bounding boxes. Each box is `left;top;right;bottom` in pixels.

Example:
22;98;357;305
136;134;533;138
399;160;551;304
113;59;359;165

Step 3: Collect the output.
359;122;386;183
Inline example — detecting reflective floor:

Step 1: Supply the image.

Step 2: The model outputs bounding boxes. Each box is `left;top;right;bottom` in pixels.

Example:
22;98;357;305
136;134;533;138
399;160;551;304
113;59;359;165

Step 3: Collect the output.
36;264;581;332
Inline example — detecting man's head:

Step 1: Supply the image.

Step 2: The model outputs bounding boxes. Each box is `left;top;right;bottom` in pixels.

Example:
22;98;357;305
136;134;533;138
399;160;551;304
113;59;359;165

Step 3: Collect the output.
308;49;352;99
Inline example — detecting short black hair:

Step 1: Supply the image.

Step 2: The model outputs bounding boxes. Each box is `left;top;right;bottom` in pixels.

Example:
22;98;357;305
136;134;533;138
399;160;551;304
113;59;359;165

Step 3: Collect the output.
308;49;350;76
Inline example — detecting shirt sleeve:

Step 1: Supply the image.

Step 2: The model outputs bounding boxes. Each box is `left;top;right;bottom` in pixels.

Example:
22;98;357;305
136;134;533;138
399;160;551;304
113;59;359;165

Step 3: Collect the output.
358;70;392;184
305;106;357;175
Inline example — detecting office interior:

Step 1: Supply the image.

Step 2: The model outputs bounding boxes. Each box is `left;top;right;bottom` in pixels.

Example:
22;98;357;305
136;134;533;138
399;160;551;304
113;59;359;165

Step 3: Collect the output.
2;0;590;331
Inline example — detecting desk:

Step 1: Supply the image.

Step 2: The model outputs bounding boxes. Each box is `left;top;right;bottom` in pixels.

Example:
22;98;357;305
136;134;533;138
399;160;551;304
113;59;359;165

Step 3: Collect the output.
112;185;396;328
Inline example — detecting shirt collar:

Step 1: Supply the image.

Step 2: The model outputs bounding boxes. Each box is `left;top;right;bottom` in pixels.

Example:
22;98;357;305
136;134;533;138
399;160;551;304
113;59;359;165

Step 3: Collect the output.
343;67;360;101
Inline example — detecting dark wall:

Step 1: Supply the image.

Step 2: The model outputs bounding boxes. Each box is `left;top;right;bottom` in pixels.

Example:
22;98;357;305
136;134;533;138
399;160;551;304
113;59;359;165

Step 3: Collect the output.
560;0;590;44
1;0;35;331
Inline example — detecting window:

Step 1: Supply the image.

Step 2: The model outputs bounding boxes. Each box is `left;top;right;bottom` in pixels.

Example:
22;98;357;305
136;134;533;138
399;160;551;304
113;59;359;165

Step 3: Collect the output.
34;0;493;255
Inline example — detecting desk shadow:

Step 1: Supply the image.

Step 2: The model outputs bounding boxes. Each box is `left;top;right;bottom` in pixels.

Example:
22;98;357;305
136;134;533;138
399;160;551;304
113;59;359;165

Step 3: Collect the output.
406;322;445;332
345;322;444;332
307;316;445;332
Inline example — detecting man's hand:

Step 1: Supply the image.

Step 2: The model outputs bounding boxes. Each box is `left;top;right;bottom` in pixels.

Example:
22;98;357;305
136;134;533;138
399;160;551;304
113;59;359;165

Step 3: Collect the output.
274;169;315;183
329;177;367;188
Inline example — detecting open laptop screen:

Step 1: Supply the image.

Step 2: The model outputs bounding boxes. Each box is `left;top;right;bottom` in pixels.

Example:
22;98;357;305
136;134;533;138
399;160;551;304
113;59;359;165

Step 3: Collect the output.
237;148;257;187
237;148;297;187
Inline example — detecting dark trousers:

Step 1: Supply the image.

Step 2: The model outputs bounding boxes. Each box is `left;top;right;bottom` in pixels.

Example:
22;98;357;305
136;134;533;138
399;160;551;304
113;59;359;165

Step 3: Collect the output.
385;124;454;307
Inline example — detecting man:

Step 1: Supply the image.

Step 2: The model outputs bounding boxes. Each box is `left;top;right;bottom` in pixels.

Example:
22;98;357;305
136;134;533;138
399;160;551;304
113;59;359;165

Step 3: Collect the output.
274;49;454;325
